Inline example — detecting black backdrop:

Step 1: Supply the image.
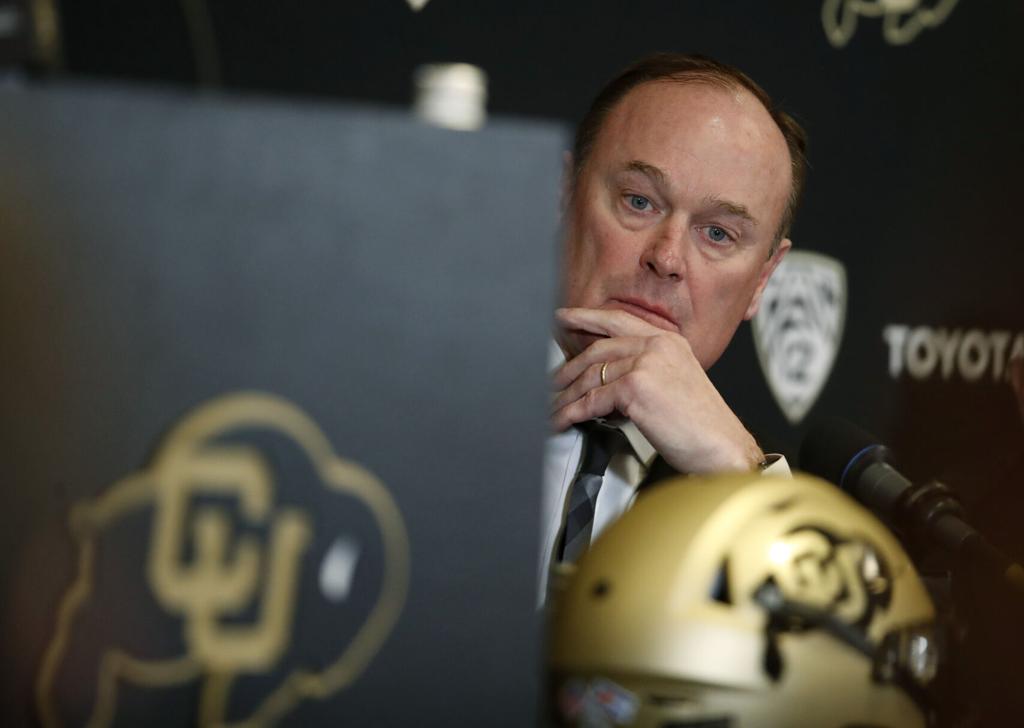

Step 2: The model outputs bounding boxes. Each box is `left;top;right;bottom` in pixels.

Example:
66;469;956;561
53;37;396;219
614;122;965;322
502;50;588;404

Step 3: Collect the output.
48;0;1024;559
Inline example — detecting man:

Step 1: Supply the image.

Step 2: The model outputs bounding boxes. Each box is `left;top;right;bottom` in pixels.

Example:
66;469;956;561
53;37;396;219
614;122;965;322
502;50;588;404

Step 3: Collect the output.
541;53;808;595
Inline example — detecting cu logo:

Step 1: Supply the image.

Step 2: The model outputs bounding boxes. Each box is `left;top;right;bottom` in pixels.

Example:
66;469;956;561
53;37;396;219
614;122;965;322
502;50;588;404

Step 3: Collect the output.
36;393;409;727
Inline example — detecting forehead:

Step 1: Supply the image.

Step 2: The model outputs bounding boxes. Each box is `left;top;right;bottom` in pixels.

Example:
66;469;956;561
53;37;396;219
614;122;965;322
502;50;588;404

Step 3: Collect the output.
588;80;792;227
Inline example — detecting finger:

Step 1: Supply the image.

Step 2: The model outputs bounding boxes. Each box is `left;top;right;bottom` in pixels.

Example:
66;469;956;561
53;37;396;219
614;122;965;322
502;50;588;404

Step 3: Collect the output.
556;307;663;339
551;380;620;431
551;357;632;413
552;336;644;389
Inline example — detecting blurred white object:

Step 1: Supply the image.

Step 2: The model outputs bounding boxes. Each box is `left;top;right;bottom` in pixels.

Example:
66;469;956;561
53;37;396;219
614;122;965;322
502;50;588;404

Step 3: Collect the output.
405;0;431;10
414;63;487;131
319;536;361;602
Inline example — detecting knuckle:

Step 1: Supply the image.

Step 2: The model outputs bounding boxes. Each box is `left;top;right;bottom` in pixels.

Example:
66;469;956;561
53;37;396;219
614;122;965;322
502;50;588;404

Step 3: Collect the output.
635;350;657;371
620;369;646;395
644;334;669;355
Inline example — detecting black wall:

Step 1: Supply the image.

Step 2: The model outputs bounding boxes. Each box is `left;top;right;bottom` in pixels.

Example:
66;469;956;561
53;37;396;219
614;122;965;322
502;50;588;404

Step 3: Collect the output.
48;0;1024;553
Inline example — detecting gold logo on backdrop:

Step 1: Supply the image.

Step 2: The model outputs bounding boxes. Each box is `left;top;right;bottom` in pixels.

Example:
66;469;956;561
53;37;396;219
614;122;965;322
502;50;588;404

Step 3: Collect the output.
36;392;410;727
822;0;960;47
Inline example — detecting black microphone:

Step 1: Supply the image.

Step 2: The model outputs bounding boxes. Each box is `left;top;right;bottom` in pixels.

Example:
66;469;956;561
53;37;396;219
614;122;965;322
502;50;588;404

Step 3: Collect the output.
800;418;1024;595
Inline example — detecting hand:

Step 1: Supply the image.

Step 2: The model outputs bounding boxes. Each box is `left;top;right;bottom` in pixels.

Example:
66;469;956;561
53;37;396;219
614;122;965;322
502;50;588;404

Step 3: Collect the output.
551;307;764;474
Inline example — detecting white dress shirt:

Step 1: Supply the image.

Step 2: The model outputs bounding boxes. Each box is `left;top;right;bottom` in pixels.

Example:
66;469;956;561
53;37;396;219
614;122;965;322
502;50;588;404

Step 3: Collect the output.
538;416;658;602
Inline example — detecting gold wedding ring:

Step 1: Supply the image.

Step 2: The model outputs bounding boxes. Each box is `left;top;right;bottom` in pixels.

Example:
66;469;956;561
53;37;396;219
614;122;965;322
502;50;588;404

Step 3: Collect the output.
600;361;609;387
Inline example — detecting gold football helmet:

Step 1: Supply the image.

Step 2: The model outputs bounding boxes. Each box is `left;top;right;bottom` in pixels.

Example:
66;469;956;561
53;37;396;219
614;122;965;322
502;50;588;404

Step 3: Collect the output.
547;473;938;728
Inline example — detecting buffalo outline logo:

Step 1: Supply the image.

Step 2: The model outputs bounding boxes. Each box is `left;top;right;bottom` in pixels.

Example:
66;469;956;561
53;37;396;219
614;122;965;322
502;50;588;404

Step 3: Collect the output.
765;525;892;630
36;392;410;727
752;250;847;424
822;0;960;48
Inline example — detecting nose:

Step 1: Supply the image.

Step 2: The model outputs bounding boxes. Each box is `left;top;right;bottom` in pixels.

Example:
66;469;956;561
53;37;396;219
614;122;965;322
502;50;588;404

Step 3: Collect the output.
639;226;685;281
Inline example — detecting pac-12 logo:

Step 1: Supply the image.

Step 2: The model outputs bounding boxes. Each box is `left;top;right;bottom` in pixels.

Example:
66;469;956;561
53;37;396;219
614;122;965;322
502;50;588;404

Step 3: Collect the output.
36;392;409;727
752;251;847;424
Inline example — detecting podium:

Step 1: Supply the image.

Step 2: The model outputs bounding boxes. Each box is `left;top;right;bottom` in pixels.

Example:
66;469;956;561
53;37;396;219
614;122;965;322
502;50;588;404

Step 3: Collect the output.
0;83;564;726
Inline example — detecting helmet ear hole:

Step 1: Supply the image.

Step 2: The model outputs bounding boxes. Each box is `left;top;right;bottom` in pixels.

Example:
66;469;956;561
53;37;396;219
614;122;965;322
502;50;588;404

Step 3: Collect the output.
590;579;611;599
710;560;732;605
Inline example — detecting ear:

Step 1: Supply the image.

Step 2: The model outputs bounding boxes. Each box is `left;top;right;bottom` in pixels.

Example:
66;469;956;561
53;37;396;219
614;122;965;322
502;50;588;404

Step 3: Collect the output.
743;238;791;320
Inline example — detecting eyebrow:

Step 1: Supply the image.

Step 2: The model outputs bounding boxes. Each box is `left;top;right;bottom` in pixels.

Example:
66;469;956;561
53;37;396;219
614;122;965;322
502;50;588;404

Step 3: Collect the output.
623;160;668;186
622;160;759;227
703;195;758;227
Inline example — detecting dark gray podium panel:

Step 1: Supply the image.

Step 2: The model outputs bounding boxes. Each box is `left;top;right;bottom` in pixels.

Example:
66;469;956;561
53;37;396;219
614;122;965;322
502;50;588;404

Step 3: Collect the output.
0;85;564;726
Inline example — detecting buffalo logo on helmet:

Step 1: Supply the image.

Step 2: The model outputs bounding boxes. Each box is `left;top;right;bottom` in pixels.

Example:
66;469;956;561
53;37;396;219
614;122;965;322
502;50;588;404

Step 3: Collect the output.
760;525;892;631
36;392;409;727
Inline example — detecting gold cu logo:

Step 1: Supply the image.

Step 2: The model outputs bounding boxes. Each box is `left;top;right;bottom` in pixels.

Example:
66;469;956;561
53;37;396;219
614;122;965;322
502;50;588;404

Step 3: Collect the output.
36;392;410;727
149;444;311;673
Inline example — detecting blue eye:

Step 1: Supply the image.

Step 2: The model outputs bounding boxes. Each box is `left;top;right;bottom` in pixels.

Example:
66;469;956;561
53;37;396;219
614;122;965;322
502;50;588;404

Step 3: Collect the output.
627;194;651;211
706;226;729;243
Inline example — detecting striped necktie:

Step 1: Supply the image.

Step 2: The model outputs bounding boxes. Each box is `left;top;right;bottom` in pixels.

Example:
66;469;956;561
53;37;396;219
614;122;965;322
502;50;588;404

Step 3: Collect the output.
556;422;625;563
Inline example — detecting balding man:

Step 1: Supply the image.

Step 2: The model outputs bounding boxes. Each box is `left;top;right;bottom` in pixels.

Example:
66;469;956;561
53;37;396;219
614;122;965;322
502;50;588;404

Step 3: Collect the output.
542;53;807;595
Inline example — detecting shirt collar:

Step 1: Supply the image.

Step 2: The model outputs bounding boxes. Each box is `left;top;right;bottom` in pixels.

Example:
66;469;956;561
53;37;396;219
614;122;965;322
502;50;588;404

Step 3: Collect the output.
617;420;657;467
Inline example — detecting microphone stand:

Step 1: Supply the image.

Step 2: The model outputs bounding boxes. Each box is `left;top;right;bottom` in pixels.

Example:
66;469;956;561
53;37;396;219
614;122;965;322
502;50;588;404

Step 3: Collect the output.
895;479;1024;728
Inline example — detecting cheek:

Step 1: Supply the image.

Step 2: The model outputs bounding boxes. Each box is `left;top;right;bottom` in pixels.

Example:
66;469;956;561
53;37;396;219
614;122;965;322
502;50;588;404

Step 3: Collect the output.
587;212;643;276
560;233;591;305
689;267;763;335
562;214;626;303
